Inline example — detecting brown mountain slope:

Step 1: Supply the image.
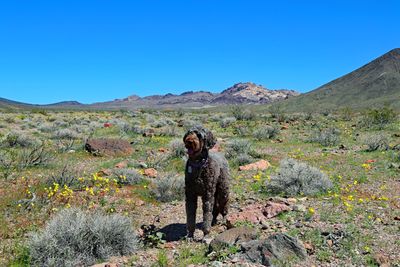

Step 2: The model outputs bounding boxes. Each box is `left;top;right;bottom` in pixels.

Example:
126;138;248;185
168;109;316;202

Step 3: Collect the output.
279;48;400;111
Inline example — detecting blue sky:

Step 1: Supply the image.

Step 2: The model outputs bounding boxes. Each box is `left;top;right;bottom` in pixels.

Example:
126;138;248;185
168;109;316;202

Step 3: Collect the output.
0;0;399;104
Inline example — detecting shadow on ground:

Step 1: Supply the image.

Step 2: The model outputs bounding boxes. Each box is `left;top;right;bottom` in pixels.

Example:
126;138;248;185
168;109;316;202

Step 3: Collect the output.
158;223;203;242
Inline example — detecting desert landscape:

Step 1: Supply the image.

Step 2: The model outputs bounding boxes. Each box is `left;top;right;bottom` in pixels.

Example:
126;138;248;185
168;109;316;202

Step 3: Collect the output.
0;49;399;267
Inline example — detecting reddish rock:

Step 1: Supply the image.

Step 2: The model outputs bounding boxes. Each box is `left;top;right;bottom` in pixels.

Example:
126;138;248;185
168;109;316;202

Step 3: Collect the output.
262;201;291;219
85;138;133;156
281;125;289;130
239;159;271;171
158;147;167;153
97;169;112;177
227;201;291;228
115;160;128;169
144;168;157;178
103;123;113;128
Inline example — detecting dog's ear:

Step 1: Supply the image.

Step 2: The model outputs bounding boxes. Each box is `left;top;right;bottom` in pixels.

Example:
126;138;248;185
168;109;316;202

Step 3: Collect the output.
202;128;216;150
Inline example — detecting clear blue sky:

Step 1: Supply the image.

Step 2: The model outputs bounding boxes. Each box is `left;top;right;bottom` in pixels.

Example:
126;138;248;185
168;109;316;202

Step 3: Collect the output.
0;0;399;104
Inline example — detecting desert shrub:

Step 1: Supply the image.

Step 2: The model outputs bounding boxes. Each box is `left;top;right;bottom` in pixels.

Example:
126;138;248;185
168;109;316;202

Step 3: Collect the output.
231;105;255;121
225;139;252;159
219;117;236;128
112;168;143;185
151;174;185;202
0;149;17;179
253;125;279;140
169;138;186;158
309;128;340;147
53;128;80;140
159;125;181;137
235;153;254;165
46;166;79;189
182;119;202;130
267;158;333;196
1;131;39;148
234;125;250;136
151;119;169;128
29;208;138;267
364;134;389;151
38;123;55;133
269;105;286;122
18;144;51;169
361;106;397;129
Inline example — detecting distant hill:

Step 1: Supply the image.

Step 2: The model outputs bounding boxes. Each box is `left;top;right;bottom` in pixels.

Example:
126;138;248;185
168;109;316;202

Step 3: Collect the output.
88;82;299;109
278;48;400;111
0;83;298;110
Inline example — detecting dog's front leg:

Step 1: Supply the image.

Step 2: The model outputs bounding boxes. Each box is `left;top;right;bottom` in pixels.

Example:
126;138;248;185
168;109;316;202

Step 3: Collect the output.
202;187;216;236
185;192;197;238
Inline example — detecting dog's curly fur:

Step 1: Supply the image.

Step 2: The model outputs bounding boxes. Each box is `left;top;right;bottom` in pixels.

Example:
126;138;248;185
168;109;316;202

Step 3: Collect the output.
183;126;230;238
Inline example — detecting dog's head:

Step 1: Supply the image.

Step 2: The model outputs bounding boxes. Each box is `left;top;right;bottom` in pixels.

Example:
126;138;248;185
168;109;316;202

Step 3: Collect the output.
183;126;216;159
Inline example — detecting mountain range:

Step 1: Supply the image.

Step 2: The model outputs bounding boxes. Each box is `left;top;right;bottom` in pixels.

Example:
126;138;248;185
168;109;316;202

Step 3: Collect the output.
1;48;399;111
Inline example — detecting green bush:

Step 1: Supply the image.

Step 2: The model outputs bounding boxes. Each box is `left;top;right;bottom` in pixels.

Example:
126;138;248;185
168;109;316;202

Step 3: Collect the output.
362;106;397;129
364;134;389;151
253;125;280;140
29;208;139;266
309;128;340;147
267;158;333;196
151;174;185;202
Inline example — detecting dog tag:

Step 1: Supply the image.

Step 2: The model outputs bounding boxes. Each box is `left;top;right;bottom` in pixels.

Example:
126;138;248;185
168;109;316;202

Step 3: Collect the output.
188;166;192;173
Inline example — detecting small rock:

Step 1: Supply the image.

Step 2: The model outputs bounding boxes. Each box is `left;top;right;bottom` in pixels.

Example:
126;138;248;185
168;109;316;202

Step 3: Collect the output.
292;204;306;212
85;138;133;156
158;147;167;153
115;160;128;169
144;168;157;178
97;169;112;177
209;227;258;252
238;233;307;266
287;198;297;204
327;239;333;247
239;160;271;171
262;201;291;219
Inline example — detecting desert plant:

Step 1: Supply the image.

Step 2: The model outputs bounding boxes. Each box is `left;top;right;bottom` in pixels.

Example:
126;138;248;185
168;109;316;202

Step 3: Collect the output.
29;208;139;266
151;174;185;202
231;105;255;121
112;168;143;185
53;129;80;140
219;117;236;128
364;134;389;151
269;104;286;122
18;144;51;169
235;153;254;165
309;128;340;147
267;158;333;196
169;138;186;158
1;131;39;148
361;106;397;129
46;166;79;189
0;149;17;179
253;125;280;140
225;139;252;159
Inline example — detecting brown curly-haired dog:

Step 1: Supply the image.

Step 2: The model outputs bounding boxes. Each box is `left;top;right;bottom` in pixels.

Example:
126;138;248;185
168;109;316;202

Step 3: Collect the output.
183;126;230;238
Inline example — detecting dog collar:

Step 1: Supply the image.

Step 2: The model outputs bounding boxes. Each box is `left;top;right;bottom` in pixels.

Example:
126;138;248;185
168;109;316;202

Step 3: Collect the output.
188;157;208;169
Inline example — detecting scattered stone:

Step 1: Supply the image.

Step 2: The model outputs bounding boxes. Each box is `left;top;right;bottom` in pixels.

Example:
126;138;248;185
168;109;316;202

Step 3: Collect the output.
115;160;128;169
226;204;265;228
303;242;314;254
287;198;297;204
239;159;271;171
226;201;291;228
91;263;118;267
292;204;306;212
374;252;390;266
97;169;112;177
262;201;291;219
103;122;113;128
85;138;133;156
144;168;157;178
209;226;258;252
281;125;289;130
238;233;307;266
158;147;167;153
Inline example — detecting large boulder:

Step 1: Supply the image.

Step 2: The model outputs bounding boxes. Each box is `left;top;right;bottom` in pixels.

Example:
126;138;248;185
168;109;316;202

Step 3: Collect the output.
85;138;133;156
209;227;258;252
226;201;291;228
239;233;307;266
